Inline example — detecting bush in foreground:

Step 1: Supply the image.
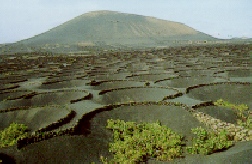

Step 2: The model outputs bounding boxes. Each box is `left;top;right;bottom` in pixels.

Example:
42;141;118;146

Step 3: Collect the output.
0;122;29;148
186;126;234;155
96;118;235;163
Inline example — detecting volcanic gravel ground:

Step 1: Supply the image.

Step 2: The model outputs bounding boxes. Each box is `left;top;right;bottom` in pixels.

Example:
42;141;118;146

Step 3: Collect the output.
0;44;251;163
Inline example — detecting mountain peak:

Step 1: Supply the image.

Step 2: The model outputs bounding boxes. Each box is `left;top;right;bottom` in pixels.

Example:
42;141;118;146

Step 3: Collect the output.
83;10;119;17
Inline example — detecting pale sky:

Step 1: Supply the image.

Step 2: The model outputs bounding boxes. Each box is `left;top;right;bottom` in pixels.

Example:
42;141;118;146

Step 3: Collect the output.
0;0;251;44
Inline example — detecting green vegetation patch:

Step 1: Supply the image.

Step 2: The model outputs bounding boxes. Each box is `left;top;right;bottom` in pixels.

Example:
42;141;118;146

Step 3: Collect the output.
186;126;233;155
101;119;184;163
97;118;235;163
0;122;29;148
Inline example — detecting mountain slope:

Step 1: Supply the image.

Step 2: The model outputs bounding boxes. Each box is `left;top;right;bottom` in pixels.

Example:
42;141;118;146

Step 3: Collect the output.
18;10;216;46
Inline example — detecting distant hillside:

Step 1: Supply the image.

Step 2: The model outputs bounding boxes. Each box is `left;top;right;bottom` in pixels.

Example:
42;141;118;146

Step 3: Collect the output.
17;10;217;47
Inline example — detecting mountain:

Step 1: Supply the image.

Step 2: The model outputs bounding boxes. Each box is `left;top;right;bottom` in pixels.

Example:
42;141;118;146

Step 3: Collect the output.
16;10;217;47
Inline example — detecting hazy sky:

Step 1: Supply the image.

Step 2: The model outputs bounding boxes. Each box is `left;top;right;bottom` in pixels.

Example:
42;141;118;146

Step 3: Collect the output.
1;0;251;44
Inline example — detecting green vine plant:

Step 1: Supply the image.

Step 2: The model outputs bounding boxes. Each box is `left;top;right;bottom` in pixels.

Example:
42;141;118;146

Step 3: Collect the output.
0;122;29;148
213;99;251;129
186;126;234;155
92;118;235;163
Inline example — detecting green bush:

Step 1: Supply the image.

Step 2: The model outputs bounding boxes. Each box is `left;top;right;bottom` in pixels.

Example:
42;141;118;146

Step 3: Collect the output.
98;118;236;163
186;126;234;155
0;122;29;148
101;119;185;163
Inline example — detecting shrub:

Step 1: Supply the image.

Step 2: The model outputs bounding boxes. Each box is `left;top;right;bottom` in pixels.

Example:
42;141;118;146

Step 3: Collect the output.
186;126;234;155
99;118;236;163
0;122;29;148
101;119;185;163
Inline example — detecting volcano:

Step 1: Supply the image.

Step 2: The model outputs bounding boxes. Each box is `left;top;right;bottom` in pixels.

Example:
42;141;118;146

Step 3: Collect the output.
17;10;216;47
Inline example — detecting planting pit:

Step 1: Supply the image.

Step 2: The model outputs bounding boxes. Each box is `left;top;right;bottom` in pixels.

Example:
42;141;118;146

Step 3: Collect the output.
101;87;179;104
